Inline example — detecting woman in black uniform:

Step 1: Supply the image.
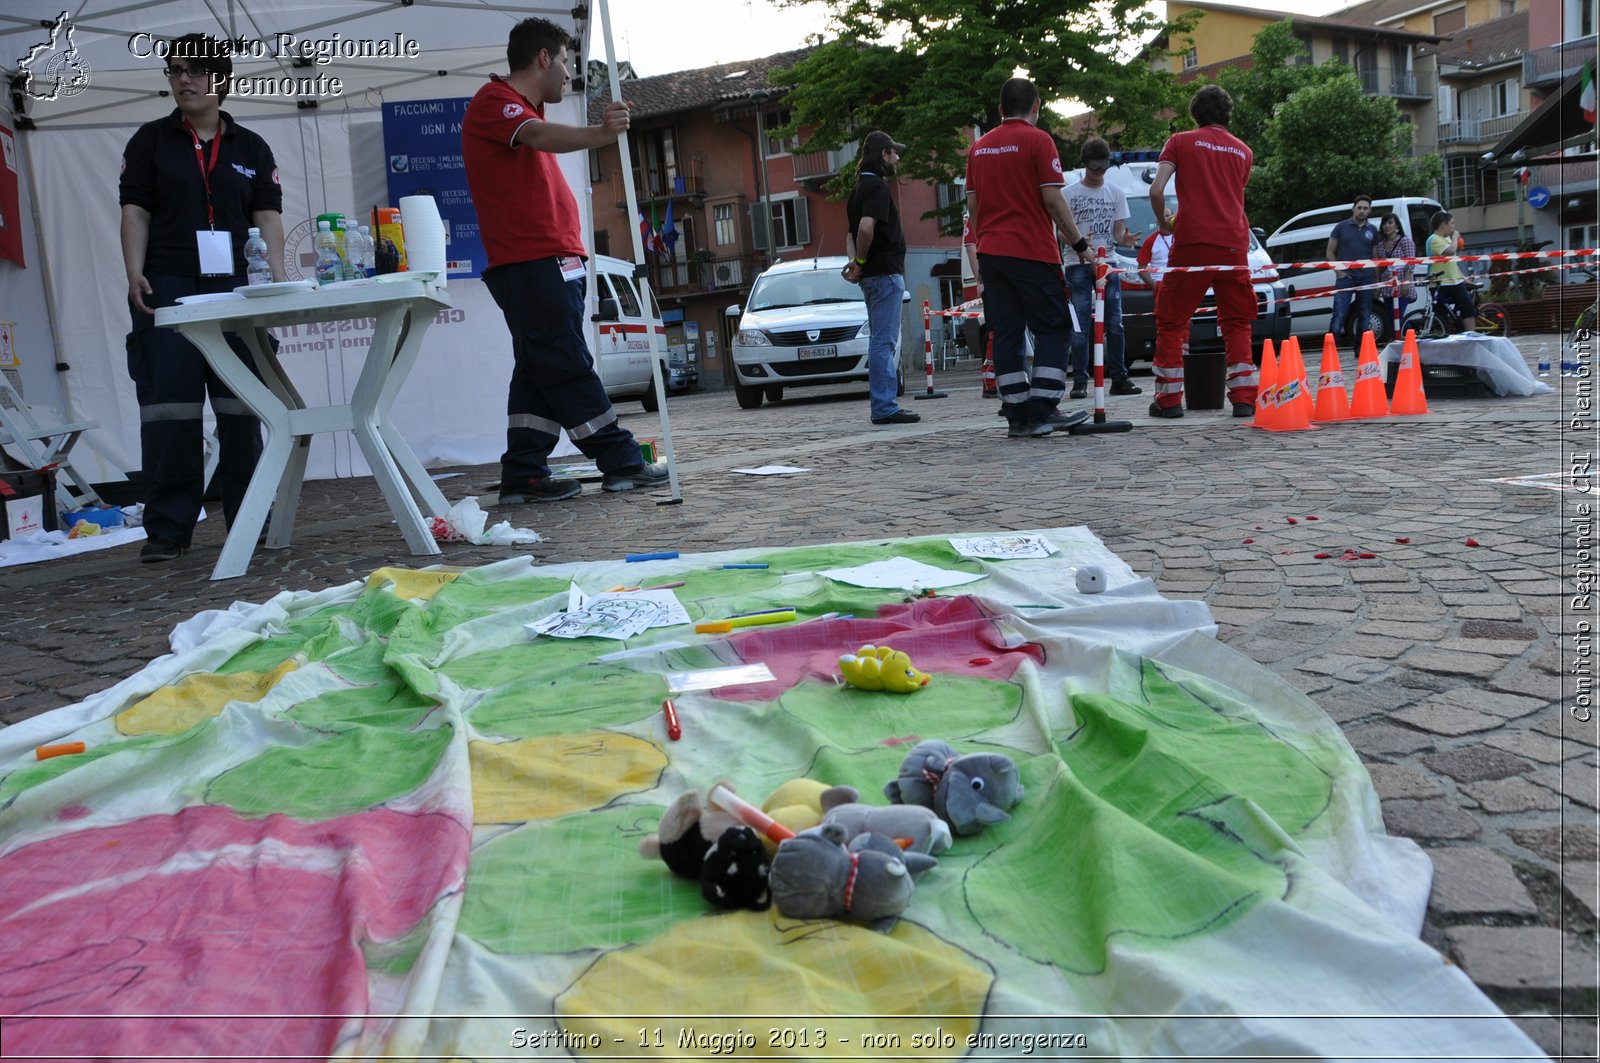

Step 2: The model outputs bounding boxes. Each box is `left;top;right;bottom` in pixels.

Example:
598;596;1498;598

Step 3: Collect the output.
119;34;285;563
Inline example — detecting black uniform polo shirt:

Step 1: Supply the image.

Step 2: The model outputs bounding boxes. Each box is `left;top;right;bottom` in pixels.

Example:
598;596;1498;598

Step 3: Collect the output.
119;108;284;277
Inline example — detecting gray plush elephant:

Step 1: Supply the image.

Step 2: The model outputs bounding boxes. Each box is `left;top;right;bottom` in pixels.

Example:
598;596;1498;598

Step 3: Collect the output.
883;739;1024;836
820;801;953;856
769;824;931;931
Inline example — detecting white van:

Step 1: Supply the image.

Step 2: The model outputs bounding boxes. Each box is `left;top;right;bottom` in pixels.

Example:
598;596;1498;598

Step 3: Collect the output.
1265;197;1442;345
590;254;695;412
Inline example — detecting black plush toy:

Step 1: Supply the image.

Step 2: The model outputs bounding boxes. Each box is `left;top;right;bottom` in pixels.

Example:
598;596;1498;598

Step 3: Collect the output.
640;787;771;911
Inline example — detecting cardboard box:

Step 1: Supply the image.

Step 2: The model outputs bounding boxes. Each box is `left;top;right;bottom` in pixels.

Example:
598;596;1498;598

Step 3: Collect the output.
0;467;59;540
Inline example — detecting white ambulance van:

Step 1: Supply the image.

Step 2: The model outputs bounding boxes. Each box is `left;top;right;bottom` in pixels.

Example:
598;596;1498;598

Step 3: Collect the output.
590;255;695;412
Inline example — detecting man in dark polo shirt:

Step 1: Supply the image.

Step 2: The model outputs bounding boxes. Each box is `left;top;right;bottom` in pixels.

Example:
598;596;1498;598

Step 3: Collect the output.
964;77;1092;438
1326;195;1378;347
462;16;666;502
843;130;918;425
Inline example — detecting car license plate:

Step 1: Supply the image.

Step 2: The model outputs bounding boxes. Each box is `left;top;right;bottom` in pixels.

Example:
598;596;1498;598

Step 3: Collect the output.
797;344;837;360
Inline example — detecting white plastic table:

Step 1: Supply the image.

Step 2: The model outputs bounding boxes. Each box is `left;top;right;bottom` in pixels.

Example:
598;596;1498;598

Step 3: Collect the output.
156;279;453;580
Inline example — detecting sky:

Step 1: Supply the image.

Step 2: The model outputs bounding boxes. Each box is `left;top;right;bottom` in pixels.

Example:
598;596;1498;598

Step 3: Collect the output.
598;0;1356;78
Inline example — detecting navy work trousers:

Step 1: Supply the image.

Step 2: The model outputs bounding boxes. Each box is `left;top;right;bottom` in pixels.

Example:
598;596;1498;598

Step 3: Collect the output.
483;258;640;484
977;253;1071;425
126;273;263;548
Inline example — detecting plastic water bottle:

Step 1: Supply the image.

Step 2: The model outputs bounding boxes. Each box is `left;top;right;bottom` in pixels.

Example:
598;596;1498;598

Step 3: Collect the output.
314;220;342;285
243;227;272;286
1536;343;1551;377
1561;347;1577;377
355;225;374;278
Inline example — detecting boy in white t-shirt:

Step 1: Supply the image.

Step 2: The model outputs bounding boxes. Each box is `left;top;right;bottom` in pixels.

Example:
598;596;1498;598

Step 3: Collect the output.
1062;137;1140;398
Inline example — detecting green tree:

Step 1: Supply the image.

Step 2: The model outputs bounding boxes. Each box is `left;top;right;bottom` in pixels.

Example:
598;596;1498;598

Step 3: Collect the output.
768;0;1195;204
1208;20;1339;152
1248;72;1441;235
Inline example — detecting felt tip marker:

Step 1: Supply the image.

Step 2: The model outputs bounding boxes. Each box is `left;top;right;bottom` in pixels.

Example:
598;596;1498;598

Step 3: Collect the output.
662;699;681;741
645;580;687;590
721;563;768;569
35;741;86;761
727;605;797;618
694;609;798;634
625;551;679;562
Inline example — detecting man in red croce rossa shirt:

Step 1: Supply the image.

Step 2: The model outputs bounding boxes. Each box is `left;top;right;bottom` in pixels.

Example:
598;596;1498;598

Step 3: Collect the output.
1147;85;1260;419
965;77;1092;439
463;17;667;503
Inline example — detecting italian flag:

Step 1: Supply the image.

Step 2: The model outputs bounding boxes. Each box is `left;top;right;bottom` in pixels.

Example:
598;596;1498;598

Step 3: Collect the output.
1583;61;1595;126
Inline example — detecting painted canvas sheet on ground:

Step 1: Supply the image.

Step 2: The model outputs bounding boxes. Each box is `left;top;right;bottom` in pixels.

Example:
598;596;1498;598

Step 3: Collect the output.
0;528;1544;1060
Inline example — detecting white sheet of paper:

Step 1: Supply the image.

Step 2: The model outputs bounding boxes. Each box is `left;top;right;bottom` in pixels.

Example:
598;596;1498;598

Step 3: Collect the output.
950;534;1058;560
820;557;986;590
196;230;234;275
594;588;691;629
731;465;811;475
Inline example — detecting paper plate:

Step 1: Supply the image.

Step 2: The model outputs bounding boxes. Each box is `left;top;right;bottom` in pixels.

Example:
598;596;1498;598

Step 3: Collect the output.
175;292;245;305
234;280;318;298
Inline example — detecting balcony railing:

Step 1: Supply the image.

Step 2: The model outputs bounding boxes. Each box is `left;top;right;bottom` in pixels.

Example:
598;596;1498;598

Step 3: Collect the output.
792;142;859;182
651;253;758;297
1523;34;1598;87
629;159;705;200
1358;68;1421;97
1437;111;1525;145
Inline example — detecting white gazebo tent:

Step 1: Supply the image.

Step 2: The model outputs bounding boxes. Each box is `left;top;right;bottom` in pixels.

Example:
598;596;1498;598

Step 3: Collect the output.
0;0;674;494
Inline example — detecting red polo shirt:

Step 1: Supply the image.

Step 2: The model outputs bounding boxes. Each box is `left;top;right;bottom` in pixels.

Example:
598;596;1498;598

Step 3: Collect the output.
964;117;1065;264
1157;126;1253;249
462;75;584;269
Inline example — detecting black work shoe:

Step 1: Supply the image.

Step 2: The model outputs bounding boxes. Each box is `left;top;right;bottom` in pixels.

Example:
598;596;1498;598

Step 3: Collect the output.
1148;401;1184;419
1039;409;1089;429
871;410;921;425
1068;383;1089;400
602;463;670;492
1007;421;1054;438
499;477;581;504
140;538;184;563
1232;402;1256;418
1110;378;1143;396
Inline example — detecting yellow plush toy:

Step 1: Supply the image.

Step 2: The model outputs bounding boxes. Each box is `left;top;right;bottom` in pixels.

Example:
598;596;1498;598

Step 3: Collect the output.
839;644;930;694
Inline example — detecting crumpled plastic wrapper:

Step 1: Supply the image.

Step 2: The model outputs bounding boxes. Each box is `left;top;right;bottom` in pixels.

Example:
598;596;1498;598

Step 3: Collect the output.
429;496;543;547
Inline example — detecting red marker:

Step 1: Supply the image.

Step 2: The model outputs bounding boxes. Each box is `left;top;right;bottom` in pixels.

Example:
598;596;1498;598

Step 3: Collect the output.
662;699;681;741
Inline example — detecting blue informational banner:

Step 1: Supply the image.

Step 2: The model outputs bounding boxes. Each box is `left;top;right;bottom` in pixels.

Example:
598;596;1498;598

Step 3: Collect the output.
1527;186;1550;209
382;98;484;280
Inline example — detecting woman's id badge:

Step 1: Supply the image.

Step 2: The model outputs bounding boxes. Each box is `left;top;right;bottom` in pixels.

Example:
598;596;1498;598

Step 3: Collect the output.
196;230;234;275
558;255;585;283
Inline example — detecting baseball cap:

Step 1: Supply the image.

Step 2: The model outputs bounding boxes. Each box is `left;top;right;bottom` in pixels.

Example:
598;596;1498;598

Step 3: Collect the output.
863;130;907;154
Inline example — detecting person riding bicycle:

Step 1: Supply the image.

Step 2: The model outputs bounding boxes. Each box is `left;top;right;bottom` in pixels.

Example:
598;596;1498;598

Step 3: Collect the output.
1425;210;1476;332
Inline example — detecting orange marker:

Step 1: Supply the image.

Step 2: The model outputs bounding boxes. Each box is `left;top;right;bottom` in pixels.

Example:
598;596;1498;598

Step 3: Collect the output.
36;741;85;761
708;784;796;843
662;699;681;741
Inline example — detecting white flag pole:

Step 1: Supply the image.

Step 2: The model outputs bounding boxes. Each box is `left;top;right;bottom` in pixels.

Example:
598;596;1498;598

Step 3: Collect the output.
594;0;683;505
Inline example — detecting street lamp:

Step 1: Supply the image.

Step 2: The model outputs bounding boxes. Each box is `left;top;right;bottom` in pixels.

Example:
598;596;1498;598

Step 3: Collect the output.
751;89;777;267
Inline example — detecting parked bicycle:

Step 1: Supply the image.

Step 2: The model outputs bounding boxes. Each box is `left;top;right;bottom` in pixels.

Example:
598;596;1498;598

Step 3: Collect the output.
1401;276;1510;340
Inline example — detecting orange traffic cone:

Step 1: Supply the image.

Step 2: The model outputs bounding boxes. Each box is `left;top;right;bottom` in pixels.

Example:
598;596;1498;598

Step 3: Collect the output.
1311;333;1352;422
1257;338;1313;432
1349;330;1388;419
1252;339;1280;430
1274;337;1314;431
1389;329;1430;416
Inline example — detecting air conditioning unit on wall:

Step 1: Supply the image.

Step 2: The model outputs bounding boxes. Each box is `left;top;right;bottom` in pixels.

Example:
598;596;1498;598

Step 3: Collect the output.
714;261;744;286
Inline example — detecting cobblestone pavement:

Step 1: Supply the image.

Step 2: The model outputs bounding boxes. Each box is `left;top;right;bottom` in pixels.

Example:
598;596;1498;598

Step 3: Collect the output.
3;333;1595;1057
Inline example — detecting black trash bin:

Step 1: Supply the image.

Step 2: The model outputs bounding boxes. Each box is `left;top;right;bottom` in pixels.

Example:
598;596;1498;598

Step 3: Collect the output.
1184;351;1226;410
